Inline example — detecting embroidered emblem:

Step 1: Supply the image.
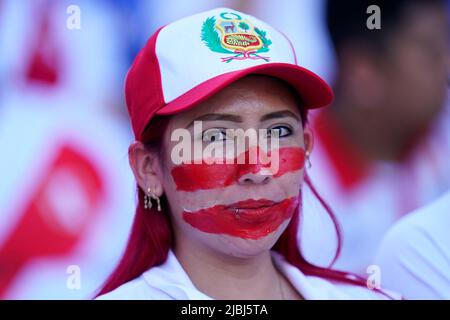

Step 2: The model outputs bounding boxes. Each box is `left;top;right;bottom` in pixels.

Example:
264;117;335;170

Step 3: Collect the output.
201;12;272;63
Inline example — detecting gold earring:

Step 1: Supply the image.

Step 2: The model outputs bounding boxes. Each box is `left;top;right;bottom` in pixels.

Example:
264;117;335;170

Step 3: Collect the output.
305;151;312;169
144;188;152;210
145;188;161;212
153;192;162;212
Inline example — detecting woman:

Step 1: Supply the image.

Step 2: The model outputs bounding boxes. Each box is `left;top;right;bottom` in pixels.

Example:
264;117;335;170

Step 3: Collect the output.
96;7;390;300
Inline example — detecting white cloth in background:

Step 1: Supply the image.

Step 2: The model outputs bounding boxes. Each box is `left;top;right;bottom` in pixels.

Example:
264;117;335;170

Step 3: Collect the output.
375;190;450;299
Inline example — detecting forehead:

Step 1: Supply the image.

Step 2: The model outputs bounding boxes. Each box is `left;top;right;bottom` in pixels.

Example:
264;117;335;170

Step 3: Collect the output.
168;76;301;127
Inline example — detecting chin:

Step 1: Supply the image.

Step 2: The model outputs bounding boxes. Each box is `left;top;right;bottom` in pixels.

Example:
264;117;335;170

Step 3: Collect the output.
208;219;291;258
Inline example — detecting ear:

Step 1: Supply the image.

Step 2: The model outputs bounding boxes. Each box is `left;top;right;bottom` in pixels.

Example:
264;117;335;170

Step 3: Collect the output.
128;141;164;197
303;127;314;155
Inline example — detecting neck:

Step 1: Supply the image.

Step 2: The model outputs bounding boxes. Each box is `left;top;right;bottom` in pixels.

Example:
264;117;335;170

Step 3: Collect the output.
173;237;299;300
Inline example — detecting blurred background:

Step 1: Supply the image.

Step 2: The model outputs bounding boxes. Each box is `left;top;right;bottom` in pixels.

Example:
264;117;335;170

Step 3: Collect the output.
0;0;448;299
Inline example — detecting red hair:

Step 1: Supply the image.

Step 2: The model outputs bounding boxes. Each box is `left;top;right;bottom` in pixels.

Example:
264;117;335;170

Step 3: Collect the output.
96;91;391;298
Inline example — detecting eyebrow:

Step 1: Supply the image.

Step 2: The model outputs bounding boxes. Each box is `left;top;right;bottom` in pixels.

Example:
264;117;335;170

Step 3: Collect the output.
185;113;242;128
259;110;300;122
185;110;300;129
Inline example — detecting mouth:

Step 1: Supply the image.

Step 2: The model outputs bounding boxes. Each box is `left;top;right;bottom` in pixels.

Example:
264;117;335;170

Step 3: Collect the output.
227;199;278;210
182;197;299;239
226;199;280;223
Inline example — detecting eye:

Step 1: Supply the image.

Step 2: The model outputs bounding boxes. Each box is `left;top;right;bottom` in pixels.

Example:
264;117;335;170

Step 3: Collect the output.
202;128;227;142
268;126;292;138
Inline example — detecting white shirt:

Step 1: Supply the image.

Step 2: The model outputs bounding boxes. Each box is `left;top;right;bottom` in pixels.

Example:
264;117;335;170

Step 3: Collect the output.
97;250;390;300
375;191;450;299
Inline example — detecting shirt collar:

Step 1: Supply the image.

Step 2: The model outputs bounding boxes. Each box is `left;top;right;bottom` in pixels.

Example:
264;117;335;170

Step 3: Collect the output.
141;249;353;300
142;250;212;300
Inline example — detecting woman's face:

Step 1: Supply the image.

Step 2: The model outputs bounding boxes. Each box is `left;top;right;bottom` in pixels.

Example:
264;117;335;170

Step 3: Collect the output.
150;76;311;258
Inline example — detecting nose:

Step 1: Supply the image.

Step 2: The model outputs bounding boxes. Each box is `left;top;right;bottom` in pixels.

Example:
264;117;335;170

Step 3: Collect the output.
237;167;272;185
236;146;275;185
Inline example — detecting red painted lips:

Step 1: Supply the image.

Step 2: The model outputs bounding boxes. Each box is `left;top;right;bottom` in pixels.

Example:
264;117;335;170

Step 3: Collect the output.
228;198;278;209
182;197;299;239
227;199;280;222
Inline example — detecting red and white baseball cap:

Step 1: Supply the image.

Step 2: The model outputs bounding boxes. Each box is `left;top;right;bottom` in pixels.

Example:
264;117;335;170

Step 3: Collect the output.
125;7;333;140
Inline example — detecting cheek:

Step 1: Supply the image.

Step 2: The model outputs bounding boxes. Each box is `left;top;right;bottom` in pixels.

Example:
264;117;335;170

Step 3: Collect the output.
170;147;305;191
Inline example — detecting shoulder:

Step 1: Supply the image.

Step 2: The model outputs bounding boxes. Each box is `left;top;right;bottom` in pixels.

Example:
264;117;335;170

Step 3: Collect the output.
375;192;450;299
95;276;170;300
377;191;450;259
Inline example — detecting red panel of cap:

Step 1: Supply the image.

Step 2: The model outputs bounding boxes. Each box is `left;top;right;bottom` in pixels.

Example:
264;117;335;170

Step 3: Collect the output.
124;27;165;140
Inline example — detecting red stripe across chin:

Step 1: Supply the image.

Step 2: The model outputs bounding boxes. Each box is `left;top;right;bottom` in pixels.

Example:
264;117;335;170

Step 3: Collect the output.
182;197;299;239
171;147;305;191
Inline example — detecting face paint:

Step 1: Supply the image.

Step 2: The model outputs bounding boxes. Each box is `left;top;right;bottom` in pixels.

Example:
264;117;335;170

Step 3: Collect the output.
171;147;305;191
183;196;299;239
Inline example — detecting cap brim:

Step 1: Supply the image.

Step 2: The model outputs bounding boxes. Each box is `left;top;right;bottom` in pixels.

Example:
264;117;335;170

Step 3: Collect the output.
156;63;333;116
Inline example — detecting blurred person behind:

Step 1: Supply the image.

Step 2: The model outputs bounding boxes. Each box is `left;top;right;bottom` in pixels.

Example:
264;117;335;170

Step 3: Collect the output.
301;0;450;275
375;190;450;299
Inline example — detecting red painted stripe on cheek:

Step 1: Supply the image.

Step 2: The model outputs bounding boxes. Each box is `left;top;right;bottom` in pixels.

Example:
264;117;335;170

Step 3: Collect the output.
182;197;299;239
171;147;305;191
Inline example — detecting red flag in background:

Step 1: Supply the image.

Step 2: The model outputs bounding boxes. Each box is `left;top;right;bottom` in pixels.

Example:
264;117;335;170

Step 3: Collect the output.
25;2;61;86
0;143;105;298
